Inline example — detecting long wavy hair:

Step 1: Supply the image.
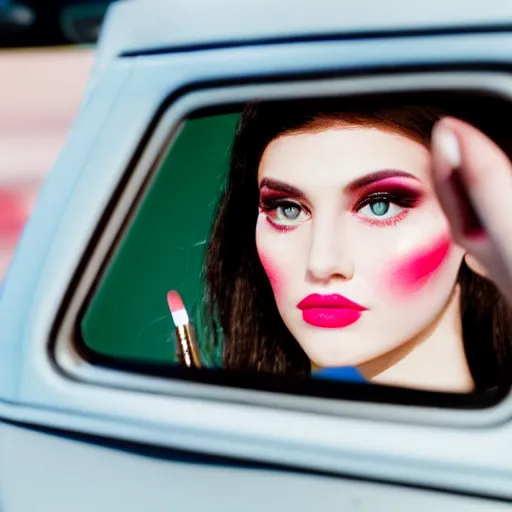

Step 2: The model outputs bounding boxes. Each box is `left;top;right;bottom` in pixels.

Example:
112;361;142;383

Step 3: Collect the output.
204;95;512;391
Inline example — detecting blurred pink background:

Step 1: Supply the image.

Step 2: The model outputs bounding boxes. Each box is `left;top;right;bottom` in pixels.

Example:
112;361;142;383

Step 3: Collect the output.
0;46;94;279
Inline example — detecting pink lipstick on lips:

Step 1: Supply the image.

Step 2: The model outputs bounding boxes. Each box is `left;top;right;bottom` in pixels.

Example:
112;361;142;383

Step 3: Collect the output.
297;293;367;328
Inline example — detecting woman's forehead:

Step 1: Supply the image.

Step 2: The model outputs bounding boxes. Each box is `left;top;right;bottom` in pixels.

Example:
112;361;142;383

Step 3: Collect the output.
258;126;432;188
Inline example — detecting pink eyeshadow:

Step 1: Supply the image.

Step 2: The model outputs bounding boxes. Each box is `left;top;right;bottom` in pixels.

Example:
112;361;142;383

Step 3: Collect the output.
355;178;423;196
390;235;451;294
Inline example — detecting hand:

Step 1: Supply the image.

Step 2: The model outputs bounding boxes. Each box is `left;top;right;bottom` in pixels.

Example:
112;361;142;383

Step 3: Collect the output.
431;117;512;304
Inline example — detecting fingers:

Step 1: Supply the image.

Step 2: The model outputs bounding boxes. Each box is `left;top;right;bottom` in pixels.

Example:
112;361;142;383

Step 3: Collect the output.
431;117;512;300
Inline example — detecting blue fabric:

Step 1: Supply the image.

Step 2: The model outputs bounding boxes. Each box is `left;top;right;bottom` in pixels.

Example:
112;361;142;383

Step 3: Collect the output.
313;366;366;383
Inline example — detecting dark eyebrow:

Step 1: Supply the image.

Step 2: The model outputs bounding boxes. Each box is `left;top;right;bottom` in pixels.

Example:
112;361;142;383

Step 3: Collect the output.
346;170;420;193
259;178;307;200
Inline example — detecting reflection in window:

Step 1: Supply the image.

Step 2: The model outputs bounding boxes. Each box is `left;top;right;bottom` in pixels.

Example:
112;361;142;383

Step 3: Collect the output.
81;94;512;397
203;100;511;394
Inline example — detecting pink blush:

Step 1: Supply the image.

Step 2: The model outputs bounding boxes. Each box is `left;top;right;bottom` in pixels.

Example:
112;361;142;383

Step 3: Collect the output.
257;250;282;297
389;235;451;294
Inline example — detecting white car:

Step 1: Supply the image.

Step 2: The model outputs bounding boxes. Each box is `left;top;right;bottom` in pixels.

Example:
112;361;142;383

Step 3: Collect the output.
1;0;512;510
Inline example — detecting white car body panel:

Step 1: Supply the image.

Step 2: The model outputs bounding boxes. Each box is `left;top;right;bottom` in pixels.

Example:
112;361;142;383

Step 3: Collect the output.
1;0;512;509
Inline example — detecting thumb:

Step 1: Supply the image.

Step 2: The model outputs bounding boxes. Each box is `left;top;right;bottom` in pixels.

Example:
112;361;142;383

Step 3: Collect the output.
431;117;512;302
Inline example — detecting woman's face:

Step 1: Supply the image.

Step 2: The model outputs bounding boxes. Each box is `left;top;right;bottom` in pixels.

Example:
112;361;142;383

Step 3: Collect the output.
255;122;465;368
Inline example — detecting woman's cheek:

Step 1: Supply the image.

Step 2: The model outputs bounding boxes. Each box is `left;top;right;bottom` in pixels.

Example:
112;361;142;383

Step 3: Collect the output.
257;249;284;298
384;234;452;298
256;217;286;298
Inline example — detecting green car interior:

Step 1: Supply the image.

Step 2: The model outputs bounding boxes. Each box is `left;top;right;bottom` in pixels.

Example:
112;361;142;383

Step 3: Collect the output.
81;113;240;366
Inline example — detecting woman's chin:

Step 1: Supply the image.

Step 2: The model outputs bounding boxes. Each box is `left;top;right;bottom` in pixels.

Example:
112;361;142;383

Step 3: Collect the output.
286;318;405;368
298;336;395;370
303;347;366;369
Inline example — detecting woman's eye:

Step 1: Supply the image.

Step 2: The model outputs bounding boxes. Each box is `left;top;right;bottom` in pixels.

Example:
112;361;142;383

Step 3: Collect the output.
281;204;301;219
267;202;310;227
357;199;403;220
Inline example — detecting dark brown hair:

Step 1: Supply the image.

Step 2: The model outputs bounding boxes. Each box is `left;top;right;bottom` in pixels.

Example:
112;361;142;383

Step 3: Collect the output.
204;95;512;390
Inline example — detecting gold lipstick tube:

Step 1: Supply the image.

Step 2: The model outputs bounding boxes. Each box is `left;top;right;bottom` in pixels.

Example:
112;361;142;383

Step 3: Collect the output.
175;324;202;368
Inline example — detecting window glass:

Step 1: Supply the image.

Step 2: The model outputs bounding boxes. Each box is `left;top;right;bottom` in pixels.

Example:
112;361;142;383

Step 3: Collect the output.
78;91;512;400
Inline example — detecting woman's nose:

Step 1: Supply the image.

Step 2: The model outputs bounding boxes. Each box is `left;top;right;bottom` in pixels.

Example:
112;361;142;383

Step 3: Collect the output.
306;220;354;282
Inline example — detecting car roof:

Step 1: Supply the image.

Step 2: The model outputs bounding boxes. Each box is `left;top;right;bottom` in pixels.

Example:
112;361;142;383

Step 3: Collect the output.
99;0;512;59
86;0;512;97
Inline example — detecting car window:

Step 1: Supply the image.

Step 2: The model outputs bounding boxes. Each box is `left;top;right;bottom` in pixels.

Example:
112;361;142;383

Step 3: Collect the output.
69;86;512;407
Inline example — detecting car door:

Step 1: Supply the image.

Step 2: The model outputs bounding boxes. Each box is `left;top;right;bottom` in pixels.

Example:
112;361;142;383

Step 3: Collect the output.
1;0;512;510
